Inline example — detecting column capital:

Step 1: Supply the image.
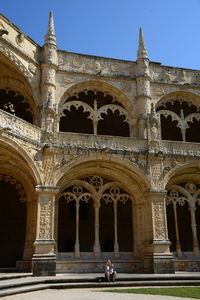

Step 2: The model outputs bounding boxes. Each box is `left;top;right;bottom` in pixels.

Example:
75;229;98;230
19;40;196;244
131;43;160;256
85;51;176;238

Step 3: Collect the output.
35;185;59;195
145;189;167;198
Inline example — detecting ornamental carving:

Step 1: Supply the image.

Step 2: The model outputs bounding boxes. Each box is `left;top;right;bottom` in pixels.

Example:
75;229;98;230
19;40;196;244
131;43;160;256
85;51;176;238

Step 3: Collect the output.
72;58;82;68
43;68;55;84
153;199;166;239
28;63;37;74
0;110;41;142
166;182;200;208
137;79;150;96
63;76;74;84
60;89;130;136
61;175;132;205
39;196;52;239
0;44;32;82
0;173;27;202
153;87;164;96
16;33;25;46
157;99;200;142
162;68;171;81
148;162;163;190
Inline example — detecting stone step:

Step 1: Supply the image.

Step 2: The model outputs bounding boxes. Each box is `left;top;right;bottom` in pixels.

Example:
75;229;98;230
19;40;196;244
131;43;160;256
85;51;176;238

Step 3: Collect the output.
1;278;200;297
0;284;47;297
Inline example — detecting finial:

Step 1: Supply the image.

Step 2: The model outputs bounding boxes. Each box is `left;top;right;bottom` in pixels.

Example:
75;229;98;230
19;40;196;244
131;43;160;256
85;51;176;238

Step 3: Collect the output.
137;27;148;59
45;11;56;46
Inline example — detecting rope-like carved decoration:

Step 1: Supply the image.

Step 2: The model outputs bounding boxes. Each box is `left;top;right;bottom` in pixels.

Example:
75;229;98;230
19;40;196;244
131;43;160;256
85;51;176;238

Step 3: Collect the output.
0;173;27;202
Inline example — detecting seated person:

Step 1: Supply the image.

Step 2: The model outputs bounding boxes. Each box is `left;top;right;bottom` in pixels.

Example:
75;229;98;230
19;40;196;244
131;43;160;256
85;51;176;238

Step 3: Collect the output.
104;259;116;282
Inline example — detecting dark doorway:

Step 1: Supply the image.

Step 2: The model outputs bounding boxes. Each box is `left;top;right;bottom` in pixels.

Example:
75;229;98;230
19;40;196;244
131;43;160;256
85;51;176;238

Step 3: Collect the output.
0;178;27;268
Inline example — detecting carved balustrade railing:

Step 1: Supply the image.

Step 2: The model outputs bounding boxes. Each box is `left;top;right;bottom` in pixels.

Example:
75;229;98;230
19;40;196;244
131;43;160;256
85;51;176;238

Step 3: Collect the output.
57;131;148;153
1;108;200;158
0;109;42;143
162;141;200;158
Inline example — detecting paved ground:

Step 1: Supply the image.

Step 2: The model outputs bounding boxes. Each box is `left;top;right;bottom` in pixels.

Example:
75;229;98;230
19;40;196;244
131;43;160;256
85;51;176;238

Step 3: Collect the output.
1;287;195;300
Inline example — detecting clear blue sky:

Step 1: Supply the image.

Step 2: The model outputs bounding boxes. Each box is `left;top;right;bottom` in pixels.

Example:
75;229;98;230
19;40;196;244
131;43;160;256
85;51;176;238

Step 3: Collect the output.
1;0;200;69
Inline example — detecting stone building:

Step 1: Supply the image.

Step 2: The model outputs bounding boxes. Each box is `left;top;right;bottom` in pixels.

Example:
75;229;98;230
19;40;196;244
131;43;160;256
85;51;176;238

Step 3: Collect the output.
0;11;200;276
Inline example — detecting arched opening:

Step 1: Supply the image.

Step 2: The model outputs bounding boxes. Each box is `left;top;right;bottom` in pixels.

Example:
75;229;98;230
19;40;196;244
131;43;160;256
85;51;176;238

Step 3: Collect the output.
166;181;199;257
57;175;133;257
59;90;130;137
0;89;33;123
60;105;93;134
157;98;200;142
0;174;27;268
98;109;129;137
186;119;200;143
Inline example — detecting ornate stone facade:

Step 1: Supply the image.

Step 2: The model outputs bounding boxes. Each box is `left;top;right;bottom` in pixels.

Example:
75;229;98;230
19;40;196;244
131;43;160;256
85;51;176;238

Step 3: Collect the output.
0;12;200;276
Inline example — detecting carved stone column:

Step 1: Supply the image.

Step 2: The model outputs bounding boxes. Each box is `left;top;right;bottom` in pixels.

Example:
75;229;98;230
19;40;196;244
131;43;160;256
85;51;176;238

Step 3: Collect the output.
136;29;152;139
93;201;101;257
32;185;59;276
144;190;174;273
41;12;58;132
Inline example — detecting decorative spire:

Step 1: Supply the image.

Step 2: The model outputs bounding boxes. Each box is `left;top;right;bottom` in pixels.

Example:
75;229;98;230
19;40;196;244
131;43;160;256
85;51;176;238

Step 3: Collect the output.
45;11;56;46
137;27;148;59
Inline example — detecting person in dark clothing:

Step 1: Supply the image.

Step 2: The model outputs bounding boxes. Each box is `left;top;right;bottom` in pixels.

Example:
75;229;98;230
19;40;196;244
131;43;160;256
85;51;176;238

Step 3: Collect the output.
7;102;15;115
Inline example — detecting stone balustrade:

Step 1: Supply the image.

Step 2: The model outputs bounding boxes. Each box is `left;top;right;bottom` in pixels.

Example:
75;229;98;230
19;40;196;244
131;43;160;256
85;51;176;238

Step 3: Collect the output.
0;109;42;143
1;109;200;158
162;141;200;158
57;131;148;153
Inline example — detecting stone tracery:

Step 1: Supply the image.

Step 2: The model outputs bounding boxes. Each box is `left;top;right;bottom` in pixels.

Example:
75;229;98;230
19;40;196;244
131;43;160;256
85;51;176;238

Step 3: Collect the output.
59;89;130;137
0;173;27;202
157;98;200;142
166;182;200;256
58;175;133;257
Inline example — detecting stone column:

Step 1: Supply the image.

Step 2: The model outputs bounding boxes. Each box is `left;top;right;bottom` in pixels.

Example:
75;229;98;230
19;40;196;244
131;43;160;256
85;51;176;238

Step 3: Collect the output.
22;200;36;271
144;190;174;273
189;204;199;256
93;201;101;257
32;185;59;276
172;201;182;257
114;200;119;257
74;200;80;257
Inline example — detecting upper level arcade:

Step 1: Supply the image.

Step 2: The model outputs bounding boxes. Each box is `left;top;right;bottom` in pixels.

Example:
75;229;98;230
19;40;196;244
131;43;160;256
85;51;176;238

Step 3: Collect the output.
0;12;200;155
